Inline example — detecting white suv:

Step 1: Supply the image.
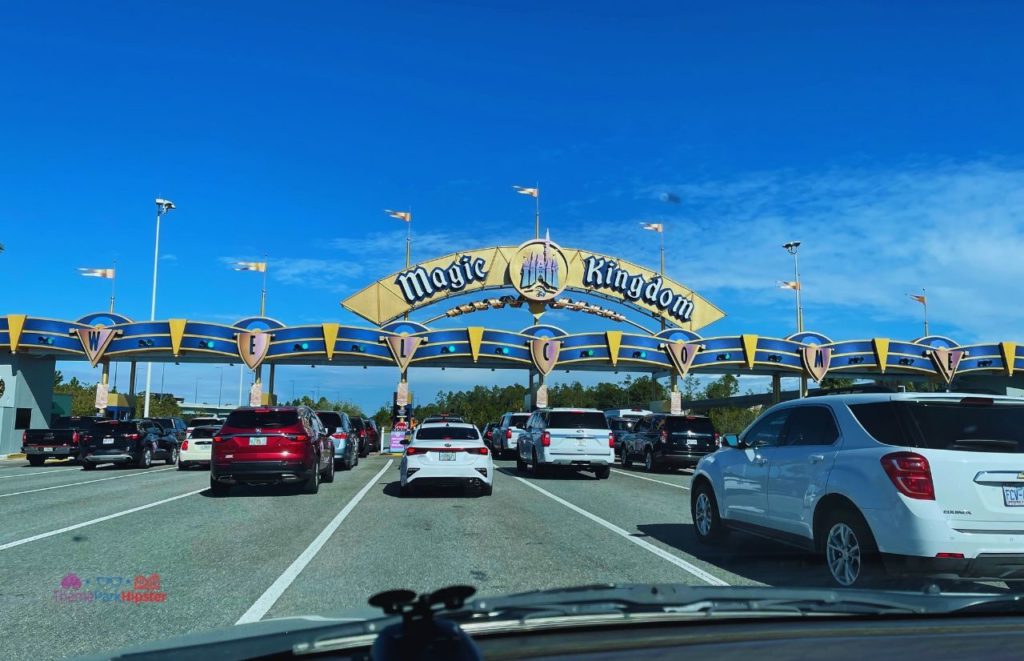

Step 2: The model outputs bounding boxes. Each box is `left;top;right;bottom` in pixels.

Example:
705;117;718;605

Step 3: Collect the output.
517;408;614;479
691;393;1024;587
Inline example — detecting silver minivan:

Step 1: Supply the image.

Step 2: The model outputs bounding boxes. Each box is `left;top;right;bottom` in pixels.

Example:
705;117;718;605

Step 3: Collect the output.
517;408;614;479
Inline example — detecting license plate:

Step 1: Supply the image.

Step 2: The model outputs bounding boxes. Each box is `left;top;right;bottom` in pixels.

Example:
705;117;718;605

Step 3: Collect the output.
103;438;114;445
576;439;587;447
1003;485;1024;507
44;447;54;452
248;437;267;446
438;452;456;462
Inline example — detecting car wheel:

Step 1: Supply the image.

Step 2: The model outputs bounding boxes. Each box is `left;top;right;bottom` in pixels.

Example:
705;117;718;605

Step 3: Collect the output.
359;442;368;458
532;450;546;477
516;454;528;473
82;461;96;471
692;481;727;545
595;465;611;480
621;447;632;467
209;478;231;497
166;447;179;466
302;465;321;494
137;448;152;469
822;507;880;588
27;456;45;467
322;453;335;483
644;449;656;473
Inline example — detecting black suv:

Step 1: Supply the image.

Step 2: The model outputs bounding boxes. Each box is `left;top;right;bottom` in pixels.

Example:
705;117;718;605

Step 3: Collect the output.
81;419;179;470
620;414;718;472
152;417;188;443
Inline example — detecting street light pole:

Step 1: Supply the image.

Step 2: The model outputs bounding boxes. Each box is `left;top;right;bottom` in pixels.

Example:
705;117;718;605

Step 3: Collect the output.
143;198;175;417
783;241;805;397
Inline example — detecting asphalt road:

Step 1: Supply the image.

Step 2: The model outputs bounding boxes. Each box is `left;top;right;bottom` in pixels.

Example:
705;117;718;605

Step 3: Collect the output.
0;453;836;660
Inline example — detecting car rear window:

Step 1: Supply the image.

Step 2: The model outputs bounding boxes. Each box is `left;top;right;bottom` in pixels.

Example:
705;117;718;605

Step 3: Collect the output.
850;400;1024;452
665;416;715;435
189;418;222;427
225;410;299;429
609;418;635;431
189;427;217;439
508;414;530;428
547;412;609;429
415;426;480;440
317;412;342;431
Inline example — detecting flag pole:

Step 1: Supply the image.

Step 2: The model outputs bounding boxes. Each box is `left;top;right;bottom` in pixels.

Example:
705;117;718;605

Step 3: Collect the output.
260;254;268;316
922;288;929;337
110;261;117;313
535;182;540;239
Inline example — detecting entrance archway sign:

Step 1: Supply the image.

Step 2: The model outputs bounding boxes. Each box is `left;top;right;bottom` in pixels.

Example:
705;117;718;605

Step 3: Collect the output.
340;235;725;331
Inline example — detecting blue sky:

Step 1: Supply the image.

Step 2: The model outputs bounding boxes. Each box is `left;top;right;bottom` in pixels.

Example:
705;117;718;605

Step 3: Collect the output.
3;1;1024;412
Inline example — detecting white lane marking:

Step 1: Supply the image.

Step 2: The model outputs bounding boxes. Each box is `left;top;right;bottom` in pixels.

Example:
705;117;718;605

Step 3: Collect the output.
513;475;728;586
0;488;206;551
0;468;81;480
611;469;690;490
0;467;176;498
236;460;394;624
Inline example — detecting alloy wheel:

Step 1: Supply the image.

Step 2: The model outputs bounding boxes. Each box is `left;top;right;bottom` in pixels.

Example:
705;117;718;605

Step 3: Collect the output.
694;492;713;537
826;522;861;586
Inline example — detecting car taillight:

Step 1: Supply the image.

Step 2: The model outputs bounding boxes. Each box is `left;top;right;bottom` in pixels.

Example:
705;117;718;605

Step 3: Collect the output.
124;433;140;440
608;432;615;448
21;431;27;444
506;429;512;440
713;432;720;447
660;429;668;443
406;446;424;455
466;447;489;455
181;440;189;451
541;431;551;447
71;431;80;444
291;433;310;443
213;435;224;443
332;432;348;440
881;452;935;500
359;430;366;438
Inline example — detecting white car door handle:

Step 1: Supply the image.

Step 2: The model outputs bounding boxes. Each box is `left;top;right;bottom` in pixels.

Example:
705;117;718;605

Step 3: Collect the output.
753;456;767;465
809;454;825;464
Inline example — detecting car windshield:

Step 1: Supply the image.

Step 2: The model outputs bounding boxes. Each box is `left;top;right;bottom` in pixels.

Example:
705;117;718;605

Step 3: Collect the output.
548;412;609;429
9;4;1024;660
851;399;1024;452
415;426;480;441
225;410;299;429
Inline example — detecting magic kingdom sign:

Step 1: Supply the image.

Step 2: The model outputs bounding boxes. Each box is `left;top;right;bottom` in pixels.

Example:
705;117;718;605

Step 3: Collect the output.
342;235;725;331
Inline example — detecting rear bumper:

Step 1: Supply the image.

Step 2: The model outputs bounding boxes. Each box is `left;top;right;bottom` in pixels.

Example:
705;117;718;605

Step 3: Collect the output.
83;452;135;464
542;450;613;467
211;460;315;484
179;448;211;463
882;553;1024;581
23;446;78;457
402;463;492;486
656;451;712;467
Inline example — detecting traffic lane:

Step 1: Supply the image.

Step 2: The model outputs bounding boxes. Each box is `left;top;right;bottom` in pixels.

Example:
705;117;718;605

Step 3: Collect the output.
0;465;205;546
498;460;849;589
611;462;696;490
261;457;716;620
0;458;82;478
0;460;378;661
0;461;178;496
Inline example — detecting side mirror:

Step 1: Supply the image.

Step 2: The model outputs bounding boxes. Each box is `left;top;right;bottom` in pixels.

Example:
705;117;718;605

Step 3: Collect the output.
722;434;743;449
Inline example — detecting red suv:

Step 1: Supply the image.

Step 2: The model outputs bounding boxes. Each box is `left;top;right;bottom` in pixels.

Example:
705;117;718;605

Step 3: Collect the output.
210;406;334;496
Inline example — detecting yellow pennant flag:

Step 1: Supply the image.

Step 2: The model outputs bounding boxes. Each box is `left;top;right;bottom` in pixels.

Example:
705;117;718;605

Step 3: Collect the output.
385;209;412;222
234;261;267;272
513;185;539;198
779;281;800;290
78;267;115;279
641;222;663;232
910;294;927;305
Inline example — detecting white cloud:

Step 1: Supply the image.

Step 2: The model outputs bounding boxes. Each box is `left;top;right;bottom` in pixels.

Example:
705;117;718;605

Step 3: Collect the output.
623;161;1024;342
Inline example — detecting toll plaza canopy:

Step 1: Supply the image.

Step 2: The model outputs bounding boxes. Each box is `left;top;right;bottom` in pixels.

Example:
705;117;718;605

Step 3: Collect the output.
4;235;1020;455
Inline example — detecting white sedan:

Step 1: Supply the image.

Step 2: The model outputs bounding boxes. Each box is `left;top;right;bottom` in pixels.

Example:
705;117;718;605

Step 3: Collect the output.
399;422;493;497
177;425;217;470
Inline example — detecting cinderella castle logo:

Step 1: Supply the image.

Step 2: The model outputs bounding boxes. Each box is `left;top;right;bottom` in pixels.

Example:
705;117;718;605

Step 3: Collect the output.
520;231;560;294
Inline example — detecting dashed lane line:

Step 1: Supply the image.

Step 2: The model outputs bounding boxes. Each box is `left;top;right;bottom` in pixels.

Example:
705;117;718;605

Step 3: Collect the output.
610;469;690;490
512;475;728;586
236;459;394;624
0;467;176;498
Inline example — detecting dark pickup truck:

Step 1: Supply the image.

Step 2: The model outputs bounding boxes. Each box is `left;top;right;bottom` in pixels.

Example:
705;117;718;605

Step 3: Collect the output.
22;416;106;466
80;419;179;470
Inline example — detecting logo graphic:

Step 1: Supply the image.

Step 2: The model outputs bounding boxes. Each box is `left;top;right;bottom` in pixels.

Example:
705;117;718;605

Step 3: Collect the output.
801;345;832;382
236;331;270;370
529;338;561;376
76;327;117;367
930;347;965;384
383;335;423;372
664;342;701;378
510;234;569;303
0;378;5;398
61;573;82;590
